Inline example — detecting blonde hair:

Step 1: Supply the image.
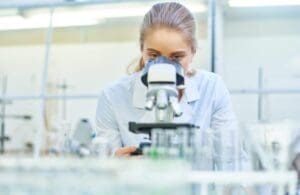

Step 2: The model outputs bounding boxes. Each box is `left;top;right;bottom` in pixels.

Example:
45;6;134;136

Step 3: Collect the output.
128;2;197;74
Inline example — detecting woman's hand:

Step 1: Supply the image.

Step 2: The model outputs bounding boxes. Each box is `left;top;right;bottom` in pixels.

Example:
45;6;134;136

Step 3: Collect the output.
114;146;137;157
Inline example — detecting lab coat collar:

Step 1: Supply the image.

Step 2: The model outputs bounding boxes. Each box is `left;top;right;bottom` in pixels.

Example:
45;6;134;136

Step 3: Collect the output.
184;75;200;103
132;72;148;109
132;72;200;109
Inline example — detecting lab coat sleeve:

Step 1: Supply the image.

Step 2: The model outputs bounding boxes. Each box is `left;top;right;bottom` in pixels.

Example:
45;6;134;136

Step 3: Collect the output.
211;76;250;171
95;90;122;155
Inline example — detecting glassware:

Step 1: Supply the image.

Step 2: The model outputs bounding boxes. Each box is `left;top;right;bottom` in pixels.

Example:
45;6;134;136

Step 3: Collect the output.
245;120;295;171
89;131;113;158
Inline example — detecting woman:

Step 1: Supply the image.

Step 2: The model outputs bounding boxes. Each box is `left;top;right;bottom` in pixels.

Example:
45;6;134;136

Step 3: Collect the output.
95;2;239;167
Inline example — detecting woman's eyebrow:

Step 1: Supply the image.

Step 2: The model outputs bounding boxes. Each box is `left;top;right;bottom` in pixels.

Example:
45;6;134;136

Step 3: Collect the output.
171;51;186;55
147;48;160;53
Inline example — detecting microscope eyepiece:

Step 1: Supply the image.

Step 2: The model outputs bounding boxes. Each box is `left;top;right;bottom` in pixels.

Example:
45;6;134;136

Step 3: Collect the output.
141;56;184;87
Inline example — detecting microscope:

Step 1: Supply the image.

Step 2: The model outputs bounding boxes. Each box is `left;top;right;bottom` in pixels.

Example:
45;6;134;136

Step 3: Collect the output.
129;56;198;159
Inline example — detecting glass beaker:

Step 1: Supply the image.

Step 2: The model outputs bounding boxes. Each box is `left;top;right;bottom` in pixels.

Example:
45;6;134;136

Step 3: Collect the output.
245;120;295;171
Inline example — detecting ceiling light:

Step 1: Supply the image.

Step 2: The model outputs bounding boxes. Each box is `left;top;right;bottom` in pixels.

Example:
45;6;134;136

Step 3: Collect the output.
0;1;206;31
0;14;98;31
229;0;300;7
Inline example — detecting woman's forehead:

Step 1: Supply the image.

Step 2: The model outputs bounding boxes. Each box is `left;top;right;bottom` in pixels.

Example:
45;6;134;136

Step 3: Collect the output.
144;28;192;52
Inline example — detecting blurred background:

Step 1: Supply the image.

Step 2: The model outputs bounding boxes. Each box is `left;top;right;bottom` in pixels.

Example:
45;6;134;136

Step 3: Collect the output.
0;0;299;156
